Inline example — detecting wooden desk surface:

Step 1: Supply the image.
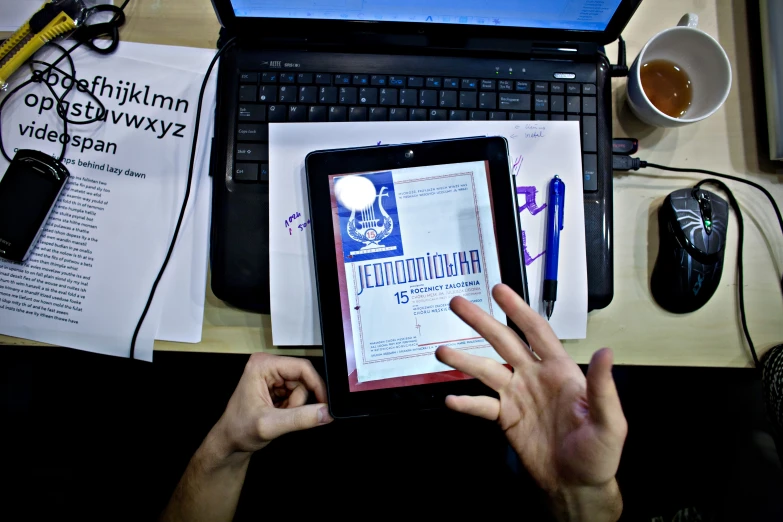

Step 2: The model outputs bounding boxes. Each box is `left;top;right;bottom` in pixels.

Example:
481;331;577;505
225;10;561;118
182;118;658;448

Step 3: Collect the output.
3;0;782;366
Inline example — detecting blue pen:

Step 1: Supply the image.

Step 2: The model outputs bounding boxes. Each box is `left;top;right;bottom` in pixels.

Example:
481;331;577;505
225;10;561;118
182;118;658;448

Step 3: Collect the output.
544;175;565;320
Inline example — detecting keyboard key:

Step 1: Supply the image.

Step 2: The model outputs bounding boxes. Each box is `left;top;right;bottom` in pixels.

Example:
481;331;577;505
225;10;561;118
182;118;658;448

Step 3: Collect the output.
280;72;296;84
535;114;549;121
429;109;448;120
278;85;295;103
566;83;580;94
582;96;597;114
443;78;459;89
534;82;549;93
370;75;387;86
499;93;531;111
308;106;327;122
449;110;467;120
319;86;338;104
359;87;378;104
479;92;497;110
259;163;270;182
389;107;408;121
582;116;597;152
299;86;317;104
550;95;564;113
240;72;258;83
550;82;565;93
349;107;367;121
388;76;406;87
267;104;285;122
509;112;531;121
339;87;357;104
420;90;437;107
236;144;268;162
480;79;496;91
239;85;256;102
534;95;549;112
461;79;478;90
328;106;347;121
425;77;442;88
258;85;277;102
369;107;387;121
469;110;487;120
379;88;398;105
440;90;457;108
352;74;369;85
582;83;596;95
261;72;278;83
288;105;306;122
407;76;424;87
489;111;507;120
234;163;258;182
315;73;332;85
567;114;580;121
335;74;351;85
515;81;531;92
498;80;514;91
297;73;313;84
237;124;268;141
399;89;418;106
238;104;265;122
550;114;565;120
457;90;476;109
583;153;598;192
410;108;427;121
566;96;580;113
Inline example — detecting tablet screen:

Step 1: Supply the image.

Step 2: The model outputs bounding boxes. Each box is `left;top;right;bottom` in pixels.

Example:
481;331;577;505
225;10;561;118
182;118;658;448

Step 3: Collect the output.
329;160;507;392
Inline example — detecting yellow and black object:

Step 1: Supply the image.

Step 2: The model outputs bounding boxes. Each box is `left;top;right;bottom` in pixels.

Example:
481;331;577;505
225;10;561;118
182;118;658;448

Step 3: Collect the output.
0;0;87;90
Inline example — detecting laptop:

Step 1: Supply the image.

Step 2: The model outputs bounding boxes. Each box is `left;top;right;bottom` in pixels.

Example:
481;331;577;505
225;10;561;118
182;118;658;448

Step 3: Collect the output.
209;0;642;314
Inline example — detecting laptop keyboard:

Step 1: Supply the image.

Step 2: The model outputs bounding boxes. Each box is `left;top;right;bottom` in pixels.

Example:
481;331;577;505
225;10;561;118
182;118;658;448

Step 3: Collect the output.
234;71;598;191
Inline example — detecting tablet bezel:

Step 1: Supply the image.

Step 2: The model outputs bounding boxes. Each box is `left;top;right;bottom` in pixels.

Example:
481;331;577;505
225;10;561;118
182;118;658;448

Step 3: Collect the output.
306;137;528;418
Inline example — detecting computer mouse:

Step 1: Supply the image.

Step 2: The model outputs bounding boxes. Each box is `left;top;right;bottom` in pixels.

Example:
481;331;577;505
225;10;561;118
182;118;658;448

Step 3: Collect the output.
651;188;729;313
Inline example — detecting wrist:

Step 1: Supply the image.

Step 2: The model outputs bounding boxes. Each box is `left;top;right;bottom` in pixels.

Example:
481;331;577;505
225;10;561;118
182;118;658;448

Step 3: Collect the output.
196;419;253;472
549;479;623;522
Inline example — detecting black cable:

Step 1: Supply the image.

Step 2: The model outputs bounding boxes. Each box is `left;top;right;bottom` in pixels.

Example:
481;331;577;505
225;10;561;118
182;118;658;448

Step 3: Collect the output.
129;37;237;359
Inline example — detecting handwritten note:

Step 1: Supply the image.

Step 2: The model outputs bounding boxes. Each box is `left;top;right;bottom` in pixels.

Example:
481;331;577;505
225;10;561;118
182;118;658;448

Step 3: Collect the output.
269;121;587;344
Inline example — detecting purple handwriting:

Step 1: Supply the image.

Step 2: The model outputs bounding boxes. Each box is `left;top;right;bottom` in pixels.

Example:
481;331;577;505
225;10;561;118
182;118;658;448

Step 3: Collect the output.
512;155;523;177
521;230;545;266
284;211;303;235
516;185;547;216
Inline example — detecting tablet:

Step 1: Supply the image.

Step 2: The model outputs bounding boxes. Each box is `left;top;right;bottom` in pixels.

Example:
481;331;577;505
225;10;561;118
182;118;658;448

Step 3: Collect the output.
306;137;528;418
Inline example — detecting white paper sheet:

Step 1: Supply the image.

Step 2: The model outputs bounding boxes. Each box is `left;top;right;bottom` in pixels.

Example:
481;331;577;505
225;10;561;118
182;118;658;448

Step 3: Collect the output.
0;42;216;359
269;121;588;344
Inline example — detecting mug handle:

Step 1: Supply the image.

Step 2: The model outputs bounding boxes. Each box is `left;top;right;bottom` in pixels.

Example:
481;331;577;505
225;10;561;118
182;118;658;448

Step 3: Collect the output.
677;13;699;28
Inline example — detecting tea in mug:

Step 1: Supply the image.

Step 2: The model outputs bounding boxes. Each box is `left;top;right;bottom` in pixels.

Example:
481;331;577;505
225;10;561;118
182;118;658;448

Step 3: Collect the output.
640;59;693;118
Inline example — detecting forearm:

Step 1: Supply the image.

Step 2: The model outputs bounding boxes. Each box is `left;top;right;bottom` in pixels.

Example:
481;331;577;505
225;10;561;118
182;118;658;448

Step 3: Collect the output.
161;423;251;522
549;479;623;522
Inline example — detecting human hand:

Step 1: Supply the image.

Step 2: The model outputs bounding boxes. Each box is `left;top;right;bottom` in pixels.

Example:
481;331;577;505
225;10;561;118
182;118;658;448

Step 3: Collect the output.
210;353;333;457
436;284;627;521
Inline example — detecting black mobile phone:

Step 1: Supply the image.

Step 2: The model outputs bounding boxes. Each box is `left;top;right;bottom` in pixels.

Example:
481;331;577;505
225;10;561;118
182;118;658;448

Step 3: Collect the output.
0;149;69;263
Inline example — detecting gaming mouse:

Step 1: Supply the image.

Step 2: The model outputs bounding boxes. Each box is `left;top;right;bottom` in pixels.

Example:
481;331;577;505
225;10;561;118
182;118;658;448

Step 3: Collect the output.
651;188;729;313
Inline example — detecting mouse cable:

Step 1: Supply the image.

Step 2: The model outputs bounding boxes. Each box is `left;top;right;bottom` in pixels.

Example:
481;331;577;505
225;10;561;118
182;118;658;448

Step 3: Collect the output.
129;36;237;359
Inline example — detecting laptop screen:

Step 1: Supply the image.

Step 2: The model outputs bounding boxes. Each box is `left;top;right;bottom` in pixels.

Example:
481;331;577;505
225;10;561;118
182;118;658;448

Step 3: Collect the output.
230;0;624;31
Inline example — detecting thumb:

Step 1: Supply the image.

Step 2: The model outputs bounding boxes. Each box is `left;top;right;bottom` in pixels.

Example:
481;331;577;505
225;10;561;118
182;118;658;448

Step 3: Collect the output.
586;348;625;429
263;403;333;440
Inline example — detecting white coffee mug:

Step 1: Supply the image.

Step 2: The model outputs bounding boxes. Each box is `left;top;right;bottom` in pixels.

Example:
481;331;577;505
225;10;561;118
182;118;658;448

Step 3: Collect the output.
627;14;732;127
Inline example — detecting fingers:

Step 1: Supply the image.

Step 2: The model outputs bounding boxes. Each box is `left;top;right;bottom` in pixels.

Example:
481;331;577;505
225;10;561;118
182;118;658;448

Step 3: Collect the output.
445;394;500;421
285;383;309;408
492;284;565;360
267;356;328;404
586;348;626;432
263;403;333;440
436;345;512;391
449;295;531;366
